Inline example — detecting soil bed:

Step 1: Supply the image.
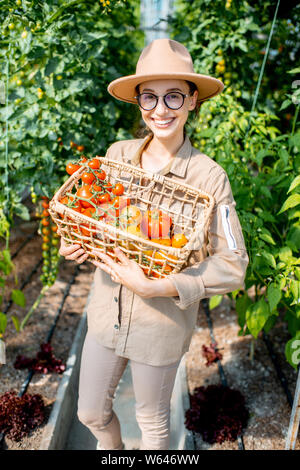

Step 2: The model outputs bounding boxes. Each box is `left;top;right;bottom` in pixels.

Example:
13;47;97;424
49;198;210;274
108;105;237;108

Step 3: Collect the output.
0;216;94;450
0;217;299;450
185;298;300;450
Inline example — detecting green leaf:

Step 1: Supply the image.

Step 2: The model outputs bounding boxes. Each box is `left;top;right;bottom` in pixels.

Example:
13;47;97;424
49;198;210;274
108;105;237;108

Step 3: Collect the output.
259;232;276;246
285;332;300;370
236;293;252;329
290;280;300;306
209;295;223;310
289;132;300;148
278;246;293;263
295;267;300;281
0;312;7;335
284;310;300;336
45;57;60;76
246;298;270;338
287;174;300;194
267;282;281;312
256;149;271;166
263;314;278;333
2;249;12;268
14;203;30;221
278;148;289;166
261;250;276;269
288;67;300;74
11;289;26;308
280;99;291;111
278;194;300;214
11;316;20;332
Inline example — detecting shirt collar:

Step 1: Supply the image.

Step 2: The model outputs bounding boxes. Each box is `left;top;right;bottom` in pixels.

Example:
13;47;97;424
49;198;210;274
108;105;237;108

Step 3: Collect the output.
130;133;193;178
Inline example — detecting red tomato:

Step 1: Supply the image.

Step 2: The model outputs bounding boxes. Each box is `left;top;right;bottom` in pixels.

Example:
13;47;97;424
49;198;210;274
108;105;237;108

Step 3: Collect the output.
111;196;131;218
66;162;81;175
88;158;101;170
76;186;95;208
59;196;68;205
97;193;111;204
68;195;82;212
82;207;96;218
60;195;81;212
92;182;103;192
103;182;113;192
112;183;125;196
81;171;96;185
80;206;106;237
80;207;96;236
140;209;172;239
95;169;106;181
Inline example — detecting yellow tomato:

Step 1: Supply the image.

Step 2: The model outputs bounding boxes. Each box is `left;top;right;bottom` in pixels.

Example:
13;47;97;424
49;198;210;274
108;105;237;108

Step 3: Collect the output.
154;251;178;265
125;224;148;239
120;224;148;251
171;233;188;248
119;205;142;229
151;238;172;246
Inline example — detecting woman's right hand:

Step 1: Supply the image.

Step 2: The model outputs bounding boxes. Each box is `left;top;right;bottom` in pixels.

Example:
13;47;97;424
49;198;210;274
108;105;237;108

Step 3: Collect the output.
59;237;89;264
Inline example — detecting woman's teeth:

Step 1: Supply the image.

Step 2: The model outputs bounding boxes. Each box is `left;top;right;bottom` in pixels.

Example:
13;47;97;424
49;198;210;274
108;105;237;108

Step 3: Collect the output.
153;118;174;127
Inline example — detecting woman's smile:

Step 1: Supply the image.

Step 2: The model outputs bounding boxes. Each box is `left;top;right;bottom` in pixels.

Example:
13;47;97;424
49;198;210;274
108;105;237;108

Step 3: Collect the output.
151;117;176;128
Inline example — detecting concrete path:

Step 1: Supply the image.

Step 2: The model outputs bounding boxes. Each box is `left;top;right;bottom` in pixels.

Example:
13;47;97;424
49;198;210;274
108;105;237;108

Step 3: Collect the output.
65;356;192;450
39;304;193;451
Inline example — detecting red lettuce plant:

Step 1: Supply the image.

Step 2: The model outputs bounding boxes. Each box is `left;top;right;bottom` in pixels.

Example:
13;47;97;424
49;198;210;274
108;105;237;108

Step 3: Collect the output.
14;343;65;374
0;390;45;441
185;384;249;444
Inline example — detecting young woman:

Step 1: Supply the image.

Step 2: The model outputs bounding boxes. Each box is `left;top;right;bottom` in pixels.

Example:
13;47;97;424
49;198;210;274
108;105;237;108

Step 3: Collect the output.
59;39;249;450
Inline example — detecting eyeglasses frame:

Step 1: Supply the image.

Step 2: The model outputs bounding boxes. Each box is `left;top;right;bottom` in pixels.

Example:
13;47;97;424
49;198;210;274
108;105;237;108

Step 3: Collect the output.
134;91;190;111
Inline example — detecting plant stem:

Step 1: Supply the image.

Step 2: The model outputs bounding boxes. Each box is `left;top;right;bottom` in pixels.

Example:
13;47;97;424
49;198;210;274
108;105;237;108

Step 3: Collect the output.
249;337;255;362
291;103;299;137
288;103;300;155
20;285;49;331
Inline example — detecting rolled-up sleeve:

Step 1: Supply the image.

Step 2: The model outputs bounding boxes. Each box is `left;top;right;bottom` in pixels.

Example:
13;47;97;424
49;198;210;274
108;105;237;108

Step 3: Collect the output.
168;169;249;310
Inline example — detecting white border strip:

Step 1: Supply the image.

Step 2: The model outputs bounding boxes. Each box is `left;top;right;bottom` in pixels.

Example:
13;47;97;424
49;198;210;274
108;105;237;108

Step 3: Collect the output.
220;204;237;250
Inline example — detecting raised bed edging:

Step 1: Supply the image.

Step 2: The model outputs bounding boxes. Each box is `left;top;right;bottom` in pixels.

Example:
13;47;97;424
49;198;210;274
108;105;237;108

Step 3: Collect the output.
39;296;89;450
39;290;193;451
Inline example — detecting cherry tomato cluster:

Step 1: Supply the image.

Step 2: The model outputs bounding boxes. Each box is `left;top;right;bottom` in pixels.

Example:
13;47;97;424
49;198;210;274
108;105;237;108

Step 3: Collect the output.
62;157;128;228
39;197;61;287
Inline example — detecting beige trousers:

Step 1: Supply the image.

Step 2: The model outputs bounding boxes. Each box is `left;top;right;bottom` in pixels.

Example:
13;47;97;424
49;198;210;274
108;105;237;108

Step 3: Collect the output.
77;332;180;450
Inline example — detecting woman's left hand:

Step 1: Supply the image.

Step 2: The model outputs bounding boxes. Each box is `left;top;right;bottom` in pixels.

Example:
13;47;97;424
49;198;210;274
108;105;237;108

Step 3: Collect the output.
90;247;151;297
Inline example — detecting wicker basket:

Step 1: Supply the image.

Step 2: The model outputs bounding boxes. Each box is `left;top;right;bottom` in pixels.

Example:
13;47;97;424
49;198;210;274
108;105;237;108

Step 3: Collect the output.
49;157;215;279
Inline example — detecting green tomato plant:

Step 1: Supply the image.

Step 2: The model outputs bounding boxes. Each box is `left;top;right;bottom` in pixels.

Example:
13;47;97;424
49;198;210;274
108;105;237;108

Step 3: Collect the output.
0;0;143;342
172;0;300;368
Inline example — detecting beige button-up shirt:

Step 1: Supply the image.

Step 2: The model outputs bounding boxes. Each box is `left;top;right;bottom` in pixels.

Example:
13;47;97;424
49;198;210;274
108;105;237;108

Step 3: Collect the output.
86;133;249;366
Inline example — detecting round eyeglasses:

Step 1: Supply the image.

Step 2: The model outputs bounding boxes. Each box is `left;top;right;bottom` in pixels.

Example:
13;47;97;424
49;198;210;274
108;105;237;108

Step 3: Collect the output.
134;92;189;111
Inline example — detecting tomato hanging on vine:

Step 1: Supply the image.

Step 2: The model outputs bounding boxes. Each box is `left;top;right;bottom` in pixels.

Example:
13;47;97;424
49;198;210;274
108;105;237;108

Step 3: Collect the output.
38;197;61;288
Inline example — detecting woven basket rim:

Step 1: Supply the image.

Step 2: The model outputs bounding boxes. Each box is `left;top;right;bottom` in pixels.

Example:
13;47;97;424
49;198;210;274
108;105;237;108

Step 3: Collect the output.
52;157;215;203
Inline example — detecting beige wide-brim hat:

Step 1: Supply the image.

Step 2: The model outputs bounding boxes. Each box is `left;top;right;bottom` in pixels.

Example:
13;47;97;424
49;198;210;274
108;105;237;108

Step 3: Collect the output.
107;38;224;104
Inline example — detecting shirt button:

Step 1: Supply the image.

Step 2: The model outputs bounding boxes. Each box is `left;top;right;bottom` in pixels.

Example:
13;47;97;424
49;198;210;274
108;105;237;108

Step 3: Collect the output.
114;297;118;302
114;324;119;329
